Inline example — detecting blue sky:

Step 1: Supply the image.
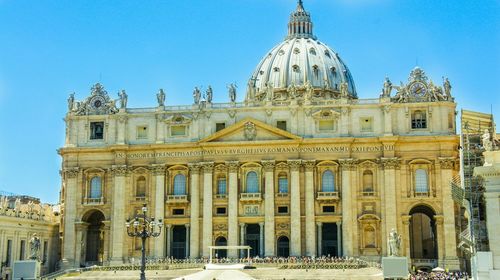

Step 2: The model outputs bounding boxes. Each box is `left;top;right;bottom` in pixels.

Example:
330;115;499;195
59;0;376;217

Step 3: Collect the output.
0;0;498;203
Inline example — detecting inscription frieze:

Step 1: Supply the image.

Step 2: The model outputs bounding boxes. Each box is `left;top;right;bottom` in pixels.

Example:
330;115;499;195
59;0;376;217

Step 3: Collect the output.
116;145;395;160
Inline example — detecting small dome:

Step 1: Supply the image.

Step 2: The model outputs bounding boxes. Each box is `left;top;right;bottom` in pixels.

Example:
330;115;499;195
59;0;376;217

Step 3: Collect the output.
246;1;357;102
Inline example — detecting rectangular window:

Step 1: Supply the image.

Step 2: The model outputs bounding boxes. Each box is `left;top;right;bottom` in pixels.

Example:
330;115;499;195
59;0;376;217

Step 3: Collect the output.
318;120;335;131
172;208;185;215
411;110;427;129
360;117;373;132
448;113;454;129
277;206;289;214
171;125;187;136
136;126;148;139
216;123;226;132
216;207;227;215
19;240;25;260
323;206;335;213
6;239;12;266
277;121;287;131
90;122;104;140
217;178;227;194
278;177;288;193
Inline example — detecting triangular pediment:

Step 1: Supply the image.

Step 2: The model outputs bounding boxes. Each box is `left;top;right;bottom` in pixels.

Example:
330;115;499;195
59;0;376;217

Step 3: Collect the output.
200;118;302;143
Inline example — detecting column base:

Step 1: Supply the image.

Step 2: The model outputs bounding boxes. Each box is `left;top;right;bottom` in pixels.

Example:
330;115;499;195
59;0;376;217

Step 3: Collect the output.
109;258;124;266
438;257;461;271
60;258;76;270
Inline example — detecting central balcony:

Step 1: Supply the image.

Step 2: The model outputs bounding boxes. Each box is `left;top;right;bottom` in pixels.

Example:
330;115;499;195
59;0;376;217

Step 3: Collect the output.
166;195;189;204
317;191;339;201
240;193;262;202
83;197;104;205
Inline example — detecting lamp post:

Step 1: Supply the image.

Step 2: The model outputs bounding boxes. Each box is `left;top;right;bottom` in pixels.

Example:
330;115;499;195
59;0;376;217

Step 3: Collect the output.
126;203;162;280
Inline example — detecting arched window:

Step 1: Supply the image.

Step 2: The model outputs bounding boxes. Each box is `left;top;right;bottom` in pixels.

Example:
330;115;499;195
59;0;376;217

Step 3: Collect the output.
217;177;227;195
173;174;186;195
415;169;428;193
278;173;288;193
363;170;374;193
136;176;146;197
322;170;335;192
89;176;102;199
246;171;258;193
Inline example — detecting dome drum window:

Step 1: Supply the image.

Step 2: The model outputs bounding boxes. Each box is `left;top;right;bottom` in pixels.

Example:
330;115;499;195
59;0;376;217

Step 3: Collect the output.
292;65;300;72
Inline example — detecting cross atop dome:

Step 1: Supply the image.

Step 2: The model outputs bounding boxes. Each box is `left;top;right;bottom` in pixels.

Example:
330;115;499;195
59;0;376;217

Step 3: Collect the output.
287;0;316;40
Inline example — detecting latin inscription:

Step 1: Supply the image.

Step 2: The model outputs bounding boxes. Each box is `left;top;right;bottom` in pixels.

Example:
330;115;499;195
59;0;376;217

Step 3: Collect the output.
115;145;394;159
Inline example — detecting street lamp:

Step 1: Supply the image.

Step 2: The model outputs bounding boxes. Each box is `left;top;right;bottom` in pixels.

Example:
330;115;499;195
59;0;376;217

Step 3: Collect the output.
126;203;162;280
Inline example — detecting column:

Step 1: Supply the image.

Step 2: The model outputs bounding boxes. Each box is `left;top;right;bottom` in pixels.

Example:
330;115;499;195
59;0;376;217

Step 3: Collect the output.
227;161;239;258
401;215;411;260
240;223;246;258
110;165;128;265
152;164;166;258
262;160;275;257
434;215;445;267
336;221;342;257
188;163;200;258
380;157;399;256
62;167;79;268
259;222;264;257
202;162;214;257
185;224;190;258
304;160;316;256
288;159;302;256
438;158;459;269
339;159;357;257
317;222;322;256
102;221;111;264
74;222;88;267
166;225;171;257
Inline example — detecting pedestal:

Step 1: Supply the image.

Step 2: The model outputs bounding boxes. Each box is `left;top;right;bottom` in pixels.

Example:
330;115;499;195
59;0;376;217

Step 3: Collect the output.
382;257;408;279
12;260;40;280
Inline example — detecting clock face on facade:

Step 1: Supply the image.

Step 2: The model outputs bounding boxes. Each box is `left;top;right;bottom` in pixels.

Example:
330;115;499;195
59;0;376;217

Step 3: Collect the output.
89;96;105;109
410;82;427;97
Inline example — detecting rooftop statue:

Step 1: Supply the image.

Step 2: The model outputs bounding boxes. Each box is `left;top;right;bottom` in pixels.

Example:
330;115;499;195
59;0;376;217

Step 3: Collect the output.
228;83;237;103
193;87;201;104
118;90;128;109
206;86;213;103
156;89;165;106
443;77;452;99
340;81;349;97
482;129;493;151
381;77;392;98
68;93;75;111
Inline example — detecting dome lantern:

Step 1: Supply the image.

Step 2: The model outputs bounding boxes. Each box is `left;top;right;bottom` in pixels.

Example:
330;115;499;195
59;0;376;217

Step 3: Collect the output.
287;0;316;40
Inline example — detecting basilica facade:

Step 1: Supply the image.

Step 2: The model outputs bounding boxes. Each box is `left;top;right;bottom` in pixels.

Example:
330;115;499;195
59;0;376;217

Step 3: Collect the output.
59;1;461;270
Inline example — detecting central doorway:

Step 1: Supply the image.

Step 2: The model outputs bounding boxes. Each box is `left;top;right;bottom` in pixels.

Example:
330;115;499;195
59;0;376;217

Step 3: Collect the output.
322;223;338;257
84;210;105;265
171;226;187;259
214;236;227;258
277;236;290;257
245;224;260;257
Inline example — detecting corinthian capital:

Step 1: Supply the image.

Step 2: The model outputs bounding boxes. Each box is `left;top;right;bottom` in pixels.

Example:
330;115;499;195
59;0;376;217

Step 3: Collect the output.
226;161;239;173
339;158;358;171
302;160;316;171
261;160;276;172
151;164;166;176
379;157;400;169
438;157;455;170
110;165;128;176
63;167;79;179
188;163;201;174
201;162;214;173
287;159;302;171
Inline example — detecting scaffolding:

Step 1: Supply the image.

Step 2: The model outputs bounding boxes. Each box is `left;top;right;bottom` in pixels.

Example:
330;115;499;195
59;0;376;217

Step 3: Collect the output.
457;109;496;255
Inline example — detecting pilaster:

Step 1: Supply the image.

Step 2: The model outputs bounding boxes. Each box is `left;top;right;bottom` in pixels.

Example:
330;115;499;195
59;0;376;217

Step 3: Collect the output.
110;165;128;265
380;157;399;256
152;164;166;258
227;161;239;258
288;159;302;256
262;160;275;256
201;162;214;257
303;160;316;256
62;167;79;268
188;163;200;258
339;158;358;256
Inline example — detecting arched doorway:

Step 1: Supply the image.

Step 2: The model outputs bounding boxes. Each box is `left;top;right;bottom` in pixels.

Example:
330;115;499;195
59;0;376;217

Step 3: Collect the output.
277;236;289;257
409;205;438;260
171;226;187;259
214;236;227;258
83;210;105;265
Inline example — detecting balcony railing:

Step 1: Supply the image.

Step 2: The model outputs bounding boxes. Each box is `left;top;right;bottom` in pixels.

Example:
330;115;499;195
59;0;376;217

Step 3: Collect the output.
135;196;147;201
276;193;289;198
214;194;227;199
166;195;188;204
360;191;377;197
415;191;429;197
84;197;104;205
240;193;262;201
317;192;339;200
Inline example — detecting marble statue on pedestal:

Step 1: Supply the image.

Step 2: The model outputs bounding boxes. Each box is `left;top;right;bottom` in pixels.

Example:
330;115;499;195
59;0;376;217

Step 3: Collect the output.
388;228;401;257
29;233;41;260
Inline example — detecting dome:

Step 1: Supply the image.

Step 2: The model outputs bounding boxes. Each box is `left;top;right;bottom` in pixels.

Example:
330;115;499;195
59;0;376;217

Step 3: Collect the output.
246;1;357;102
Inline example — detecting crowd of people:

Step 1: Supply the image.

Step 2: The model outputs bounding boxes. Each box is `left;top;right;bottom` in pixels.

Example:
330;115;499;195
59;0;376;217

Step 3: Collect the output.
408;270;469;280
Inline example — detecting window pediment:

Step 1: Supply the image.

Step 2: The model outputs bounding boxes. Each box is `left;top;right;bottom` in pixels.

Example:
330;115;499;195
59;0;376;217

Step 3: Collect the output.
312;109;340;120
